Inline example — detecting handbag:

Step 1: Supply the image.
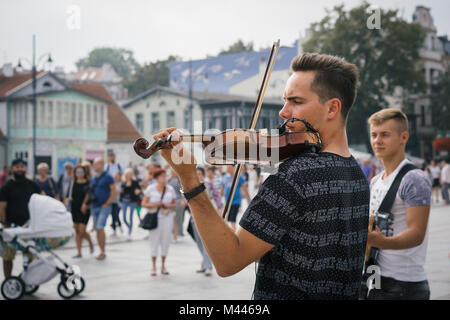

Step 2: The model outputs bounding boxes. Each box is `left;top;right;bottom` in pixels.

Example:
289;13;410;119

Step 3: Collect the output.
139;186;166;230
65;180;74;212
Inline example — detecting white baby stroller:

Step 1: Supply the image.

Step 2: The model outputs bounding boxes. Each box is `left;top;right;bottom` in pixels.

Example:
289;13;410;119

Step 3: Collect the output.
0;194;85;300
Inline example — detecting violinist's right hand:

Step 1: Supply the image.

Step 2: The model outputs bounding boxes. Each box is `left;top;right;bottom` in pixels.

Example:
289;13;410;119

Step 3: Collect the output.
153;128;200;190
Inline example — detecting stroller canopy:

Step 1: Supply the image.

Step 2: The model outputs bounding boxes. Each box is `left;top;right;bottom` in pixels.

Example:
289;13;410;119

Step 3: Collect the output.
2;194;73;241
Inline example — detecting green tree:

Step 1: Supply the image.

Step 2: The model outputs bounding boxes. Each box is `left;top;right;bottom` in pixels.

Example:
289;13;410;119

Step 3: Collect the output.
218;39;254;56
75;47;140;78
302;2;427;151
430;67;450;135
122;56;178;98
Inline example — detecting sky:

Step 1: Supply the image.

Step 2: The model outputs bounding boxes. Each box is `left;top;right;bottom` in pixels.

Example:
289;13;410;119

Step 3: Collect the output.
1;0;449;73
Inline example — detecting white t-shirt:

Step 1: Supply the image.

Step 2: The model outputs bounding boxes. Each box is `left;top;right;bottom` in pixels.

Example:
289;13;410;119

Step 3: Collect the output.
428;166;440;180
144;184;176;218
105;162;123;177
370;159;432;282
441;164;450;183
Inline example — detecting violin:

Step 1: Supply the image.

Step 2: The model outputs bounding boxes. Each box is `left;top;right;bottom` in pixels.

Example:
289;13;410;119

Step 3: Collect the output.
132;39;320;221
133;118;322;167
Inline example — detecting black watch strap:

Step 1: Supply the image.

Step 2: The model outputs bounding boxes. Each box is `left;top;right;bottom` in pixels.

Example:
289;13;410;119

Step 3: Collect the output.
181;183;206;201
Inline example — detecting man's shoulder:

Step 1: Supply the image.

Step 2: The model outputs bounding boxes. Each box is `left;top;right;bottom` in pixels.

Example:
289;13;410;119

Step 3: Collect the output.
400;168;431;190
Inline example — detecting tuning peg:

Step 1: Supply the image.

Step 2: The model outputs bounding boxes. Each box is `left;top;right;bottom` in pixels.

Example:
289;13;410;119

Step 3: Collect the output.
155;139;164;148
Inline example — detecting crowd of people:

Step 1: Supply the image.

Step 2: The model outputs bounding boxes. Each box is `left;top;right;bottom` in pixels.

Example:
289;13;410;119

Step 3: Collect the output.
0;149;267;279
355;156;450;205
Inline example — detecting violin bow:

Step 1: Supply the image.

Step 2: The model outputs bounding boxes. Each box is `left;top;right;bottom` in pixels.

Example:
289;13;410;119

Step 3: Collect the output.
222;39;280;220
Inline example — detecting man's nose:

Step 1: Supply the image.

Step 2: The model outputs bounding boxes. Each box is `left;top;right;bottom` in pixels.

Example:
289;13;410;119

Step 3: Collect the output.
279;103;290;120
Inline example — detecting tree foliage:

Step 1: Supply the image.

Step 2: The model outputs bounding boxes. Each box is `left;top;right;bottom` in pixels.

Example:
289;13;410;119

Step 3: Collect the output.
302;2;426;150
218;39;254;56
122;56;178;98
75;47;140;78
430;67;450;134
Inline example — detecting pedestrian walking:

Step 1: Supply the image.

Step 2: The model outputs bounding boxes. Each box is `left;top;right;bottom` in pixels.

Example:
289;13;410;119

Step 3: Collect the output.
57;162;73;201
90;157;116;260
120;168;141;240
35;162;59;199
141;168;176;276
440;158;450;205
191;167;219;276
0;159;42;278
429;160;441;203
110;172;123;236
168;170;184;242
220;165;251;230
65;165;94;258
105;151;123;177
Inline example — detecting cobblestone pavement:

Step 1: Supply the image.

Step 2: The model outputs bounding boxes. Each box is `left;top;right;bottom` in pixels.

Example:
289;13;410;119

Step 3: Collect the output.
1;201;448;300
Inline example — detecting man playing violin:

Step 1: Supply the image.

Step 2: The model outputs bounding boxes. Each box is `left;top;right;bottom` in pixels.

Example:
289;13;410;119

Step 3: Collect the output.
153;53;369;299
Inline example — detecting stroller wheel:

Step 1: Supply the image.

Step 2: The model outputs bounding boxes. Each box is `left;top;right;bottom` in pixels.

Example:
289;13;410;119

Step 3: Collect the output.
75;277;85;295
57;281;77;300
1;276;26;300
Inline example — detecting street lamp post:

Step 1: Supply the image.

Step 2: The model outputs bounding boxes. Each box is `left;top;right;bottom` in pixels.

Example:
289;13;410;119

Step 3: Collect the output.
17;34;52;179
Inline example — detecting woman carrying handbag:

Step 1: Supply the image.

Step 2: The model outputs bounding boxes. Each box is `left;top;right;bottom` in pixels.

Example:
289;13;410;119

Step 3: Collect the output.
141;168;177;276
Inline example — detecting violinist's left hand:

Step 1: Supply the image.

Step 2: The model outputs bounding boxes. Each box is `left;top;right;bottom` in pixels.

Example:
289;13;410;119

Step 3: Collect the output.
153;128;200;189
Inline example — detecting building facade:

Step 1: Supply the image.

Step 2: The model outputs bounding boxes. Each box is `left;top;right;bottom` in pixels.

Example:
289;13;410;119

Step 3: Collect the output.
410;5;450;159
0;69;140;178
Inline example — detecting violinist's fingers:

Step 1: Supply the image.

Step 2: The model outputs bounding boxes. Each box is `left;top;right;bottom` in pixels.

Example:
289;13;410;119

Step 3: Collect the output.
153;128;175;142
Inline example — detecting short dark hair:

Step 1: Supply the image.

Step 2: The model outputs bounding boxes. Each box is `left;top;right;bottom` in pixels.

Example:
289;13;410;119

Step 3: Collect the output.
196;167;205;177
153;168;166;179
290;53;359;121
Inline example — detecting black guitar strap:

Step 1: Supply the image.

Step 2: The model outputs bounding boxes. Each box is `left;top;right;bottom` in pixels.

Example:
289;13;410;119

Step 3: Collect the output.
377;163;417;214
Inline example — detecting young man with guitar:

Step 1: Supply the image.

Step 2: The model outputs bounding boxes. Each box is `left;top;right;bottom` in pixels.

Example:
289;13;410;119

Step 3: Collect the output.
363;108;432;300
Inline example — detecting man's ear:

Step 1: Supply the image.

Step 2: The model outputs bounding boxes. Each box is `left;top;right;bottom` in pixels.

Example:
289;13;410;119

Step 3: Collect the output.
327;98;341;120
401;131;409;145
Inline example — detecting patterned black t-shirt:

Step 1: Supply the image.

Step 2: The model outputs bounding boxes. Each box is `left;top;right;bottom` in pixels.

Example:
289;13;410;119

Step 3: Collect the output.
239;152;370;300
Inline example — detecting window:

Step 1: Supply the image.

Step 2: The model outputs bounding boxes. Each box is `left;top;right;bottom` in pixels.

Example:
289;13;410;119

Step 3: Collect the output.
151;112;160;133
93;105;98;125
47;101;53;125
159;101;166;107
86;103;91;126
167;111;175;127
40;100;46;126
100;105;105;127
64;102;70;125
146;102;150;109
78;103;83;127
421;105;426;126
56;101;62;125
23;102;29;126
71;103;76;124
135;113;144;133
184;109;190;130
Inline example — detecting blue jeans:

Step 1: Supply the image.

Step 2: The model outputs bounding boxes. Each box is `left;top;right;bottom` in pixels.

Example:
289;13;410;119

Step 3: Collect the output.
91;205;112;231
192;221;212;270
121;201;136;235
110;203;122;231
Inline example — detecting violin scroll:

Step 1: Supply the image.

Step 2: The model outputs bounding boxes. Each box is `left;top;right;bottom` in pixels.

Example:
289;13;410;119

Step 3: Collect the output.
133;137;152;159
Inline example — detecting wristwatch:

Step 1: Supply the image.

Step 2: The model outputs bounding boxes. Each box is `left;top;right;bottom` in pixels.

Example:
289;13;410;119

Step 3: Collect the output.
180;183;206;201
